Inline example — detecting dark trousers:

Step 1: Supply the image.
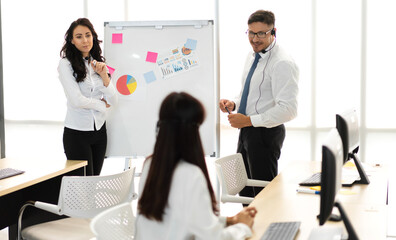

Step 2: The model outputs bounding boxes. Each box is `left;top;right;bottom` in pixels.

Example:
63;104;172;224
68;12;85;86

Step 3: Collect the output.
63;123;107;176
237;124;285;198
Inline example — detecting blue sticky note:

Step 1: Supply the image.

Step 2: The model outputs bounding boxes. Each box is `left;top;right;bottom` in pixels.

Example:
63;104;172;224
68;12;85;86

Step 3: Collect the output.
144;71;157;84
185;38;197;50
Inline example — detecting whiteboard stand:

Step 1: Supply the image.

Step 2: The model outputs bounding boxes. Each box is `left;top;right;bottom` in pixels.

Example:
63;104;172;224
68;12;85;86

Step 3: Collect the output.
124;157;132;171
124;155;141;177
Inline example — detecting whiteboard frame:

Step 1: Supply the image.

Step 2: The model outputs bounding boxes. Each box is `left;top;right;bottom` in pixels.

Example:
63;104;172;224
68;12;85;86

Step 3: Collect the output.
106;20;211;29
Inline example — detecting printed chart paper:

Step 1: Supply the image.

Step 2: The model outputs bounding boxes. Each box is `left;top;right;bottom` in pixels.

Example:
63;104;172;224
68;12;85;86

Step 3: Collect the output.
156;44;199;80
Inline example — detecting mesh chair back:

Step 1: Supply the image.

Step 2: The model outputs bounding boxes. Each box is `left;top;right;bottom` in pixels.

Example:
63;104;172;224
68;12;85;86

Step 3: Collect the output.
90;202;135;240
58;168;136;218
215;153;248;195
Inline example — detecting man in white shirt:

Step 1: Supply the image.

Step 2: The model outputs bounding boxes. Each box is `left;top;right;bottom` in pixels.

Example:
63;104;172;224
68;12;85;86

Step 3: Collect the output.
219;10;299;199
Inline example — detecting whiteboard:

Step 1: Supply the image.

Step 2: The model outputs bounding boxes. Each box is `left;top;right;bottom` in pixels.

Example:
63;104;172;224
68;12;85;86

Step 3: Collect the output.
104;20;218;158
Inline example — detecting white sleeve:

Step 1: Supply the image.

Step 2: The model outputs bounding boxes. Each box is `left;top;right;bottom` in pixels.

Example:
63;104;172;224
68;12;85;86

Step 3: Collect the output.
98;81;118;107
187;170;252;240
58;59;107;113
96;66;118;106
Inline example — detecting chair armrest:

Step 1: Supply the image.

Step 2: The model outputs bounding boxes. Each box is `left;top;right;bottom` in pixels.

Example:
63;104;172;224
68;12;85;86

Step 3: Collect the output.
34;201;61;215
246;179;270;187
221;195;253;205
18;201;61;220
17;201;61;240
18;201;34;240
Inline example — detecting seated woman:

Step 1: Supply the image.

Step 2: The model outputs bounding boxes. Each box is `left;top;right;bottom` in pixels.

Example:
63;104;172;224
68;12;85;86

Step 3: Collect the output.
136;92;257;240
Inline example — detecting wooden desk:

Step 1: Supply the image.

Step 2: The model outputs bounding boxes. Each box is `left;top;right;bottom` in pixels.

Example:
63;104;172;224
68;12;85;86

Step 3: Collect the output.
248;161;388;240
0;158;87;197
0;157;87;239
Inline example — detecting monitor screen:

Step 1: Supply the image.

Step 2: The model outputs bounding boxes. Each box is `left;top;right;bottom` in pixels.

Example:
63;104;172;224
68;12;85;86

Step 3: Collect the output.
319;128;344;225
336;109;370;185
317;129;359;240
336;109;359;162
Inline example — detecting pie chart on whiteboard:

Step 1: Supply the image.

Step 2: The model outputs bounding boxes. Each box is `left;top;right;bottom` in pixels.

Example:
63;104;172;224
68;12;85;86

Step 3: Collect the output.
116;75;137;95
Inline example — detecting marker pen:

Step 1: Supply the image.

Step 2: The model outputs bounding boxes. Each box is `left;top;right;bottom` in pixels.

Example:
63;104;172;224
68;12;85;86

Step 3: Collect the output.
296;189;320;195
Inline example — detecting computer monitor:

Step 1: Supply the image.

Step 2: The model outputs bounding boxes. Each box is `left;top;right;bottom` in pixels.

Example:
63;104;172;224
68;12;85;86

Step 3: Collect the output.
317;129;359;240
336;109;370;184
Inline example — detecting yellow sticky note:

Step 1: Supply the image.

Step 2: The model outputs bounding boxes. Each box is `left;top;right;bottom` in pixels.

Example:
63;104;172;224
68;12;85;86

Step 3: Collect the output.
344;161;356;168
340;190;356;195
310;186;321;191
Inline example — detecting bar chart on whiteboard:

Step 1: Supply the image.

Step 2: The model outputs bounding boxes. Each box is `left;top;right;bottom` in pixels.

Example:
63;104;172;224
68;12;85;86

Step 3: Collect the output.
156;44;200;80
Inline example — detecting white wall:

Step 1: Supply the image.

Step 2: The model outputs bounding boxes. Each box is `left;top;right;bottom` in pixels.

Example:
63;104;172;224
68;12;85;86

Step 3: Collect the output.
1;0;396;164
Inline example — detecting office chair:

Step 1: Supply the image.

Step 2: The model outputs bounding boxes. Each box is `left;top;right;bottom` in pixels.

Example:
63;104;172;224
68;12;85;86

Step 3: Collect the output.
90;201;135;240
215;153;270;205
17;167;138;240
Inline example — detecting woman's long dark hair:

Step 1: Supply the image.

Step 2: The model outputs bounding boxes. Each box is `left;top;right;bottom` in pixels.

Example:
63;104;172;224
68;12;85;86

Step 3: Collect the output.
60;18;105;82
138;92;218;221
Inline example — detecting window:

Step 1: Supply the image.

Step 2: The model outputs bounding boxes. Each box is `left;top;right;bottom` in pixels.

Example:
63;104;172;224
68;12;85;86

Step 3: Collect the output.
2;0;83;121
2;0;395;163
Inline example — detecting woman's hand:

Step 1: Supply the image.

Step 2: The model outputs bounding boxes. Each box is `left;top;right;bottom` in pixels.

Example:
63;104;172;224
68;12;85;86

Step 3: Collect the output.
101;98;110;108
226;206;257;228
91;60;110;87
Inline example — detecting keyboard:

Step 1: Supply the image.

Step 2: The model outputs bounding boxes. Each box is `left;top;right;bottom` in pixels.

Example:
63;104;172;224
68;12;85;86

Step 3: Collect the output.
0;168;25;180
299;172;357;187
261;221;301;240
299;172;321;186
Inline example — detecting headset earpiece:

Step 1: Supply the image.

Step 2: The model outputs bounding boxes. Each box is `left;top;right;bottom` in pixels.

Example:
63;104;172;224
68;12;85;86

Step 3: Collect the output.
271;28;276;37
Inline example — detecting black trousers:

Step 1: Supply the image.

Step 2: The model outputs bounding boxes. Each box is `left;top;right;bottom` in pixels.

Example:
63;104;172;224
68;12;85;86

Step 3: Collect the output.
237;124;285;198
63;123;107;176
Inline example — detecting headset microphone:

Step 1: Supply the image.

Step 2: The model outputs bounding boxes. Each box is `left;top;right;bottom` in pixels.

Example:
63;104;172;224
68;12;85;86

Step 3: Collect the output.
256;29;276;113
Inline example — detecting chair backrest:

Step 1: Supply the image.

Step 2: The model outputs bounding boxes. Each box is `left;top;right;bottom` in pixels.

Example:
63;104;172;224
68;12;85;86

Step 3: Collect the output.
90;201;135;240
58;167;137;218
215;153;248;195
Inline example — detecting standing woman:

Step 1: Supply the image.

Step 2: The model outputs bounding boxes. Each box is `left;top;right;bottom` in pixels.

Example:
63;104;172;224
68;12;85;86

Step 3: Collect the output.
58;18;117;176
136;92;256;240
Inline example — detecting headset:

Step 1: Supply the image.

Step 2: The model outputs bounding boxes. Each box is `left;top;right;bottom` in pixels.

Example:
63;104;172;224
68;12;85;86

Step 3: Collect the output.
271;28;276;37
255;27;276;114
261;28;276;54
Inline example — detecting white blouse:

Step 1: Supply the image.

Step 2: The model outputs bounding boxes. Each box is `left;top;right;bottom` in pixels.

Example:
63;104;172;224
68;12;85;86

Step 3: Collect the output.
135;159;252;240
58;57;117;131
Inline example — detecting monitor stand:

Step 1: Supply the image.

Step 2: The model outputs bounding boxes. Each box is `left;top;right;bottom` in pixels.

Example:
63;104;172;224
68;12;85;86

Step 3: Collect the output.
311;201;359;240
334;201;359;240
349;152;370;185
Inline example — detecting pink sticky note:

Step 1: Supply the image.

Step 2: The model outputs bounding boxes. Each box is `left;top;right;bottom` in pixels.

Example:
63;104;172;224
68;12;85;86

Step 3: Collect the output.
106;66;115;75
146;51;158;63
112;33;123;44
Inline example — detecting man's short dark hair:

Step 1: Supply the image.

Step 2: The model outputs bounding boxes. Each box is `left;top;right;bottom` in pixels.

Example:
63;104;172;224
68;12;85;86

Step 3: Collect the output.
248;10;275;26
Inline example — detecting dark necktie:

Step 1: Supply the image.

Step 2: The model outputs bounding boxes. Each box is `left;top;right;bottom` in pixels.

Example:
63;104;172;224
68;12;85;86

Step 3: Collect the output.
238;53;261;115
